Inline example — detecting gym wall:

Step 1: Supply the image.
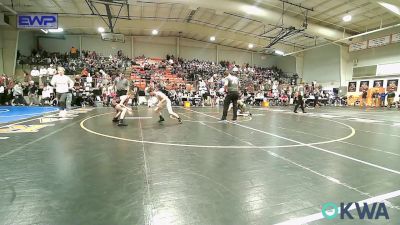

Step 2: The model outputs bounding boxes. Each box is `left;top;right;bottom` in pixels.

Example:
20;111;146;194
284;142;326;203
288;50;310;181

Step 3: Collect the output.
350;44;400;68
133;36;175;58
302;44;341;84
0;29;3;74
347;27;400;82
179;39;216;62
218;46;252;66
1;28;18;76
84;35;132;57
18;31;36;57
253;54;277;68
275;56;296;74
37;35;80;54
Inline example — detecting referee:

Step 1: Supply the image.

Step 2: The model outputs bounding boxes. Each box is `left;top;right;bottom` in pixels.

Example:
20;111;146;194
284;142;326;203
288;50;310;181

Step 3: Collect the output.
221;71;240;121
294;91;306;113
115;73;129;97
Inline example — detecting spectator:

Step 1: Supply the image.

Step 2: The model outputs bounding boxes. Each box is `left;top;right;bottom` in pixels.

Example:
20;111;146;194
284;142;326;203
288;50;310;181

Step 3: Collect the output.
372;90;379;107
31;67;40;77
70;46;78;58
12;82;26;106
361;89;368;108
387;90;395;108
0;83;5;105
0;74;6;86
380;91;387;107
23;83;30;105
47;64;57;77
39;66;48;77
81;67;89;77
23;72;32;83
28;81;38;106
41;82;53;105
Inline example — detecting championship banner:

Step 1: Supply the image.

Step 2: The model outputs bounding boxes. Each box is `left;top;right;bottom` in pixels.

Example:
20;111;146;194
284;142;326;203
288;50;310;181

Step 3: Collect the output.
387;79;398;92
373;80;383;88
348;32;399;52
392;33;400;43
349;41;367;52
348;81;357;92
368;36;390;48
359;81;369;92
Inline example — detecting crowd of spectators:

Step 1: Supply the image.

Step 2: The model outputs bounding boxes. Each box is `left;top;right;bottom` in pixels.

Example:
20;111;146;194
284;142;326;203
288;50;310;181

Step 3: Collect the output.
1;47;333;109
6;48;395;109
9;47;302;107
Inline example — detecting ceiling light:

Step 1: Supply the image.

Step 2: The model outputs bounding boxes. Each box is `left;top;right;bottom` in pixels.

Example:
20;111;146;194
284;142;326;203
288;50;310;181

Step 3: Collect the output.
48;28;64;33
248;43;254;49
342;14;352;22
98;27;105;33
378;2;400;15
210;36;216;41
40;29;48;34
152;29;159;35
275;50;284;56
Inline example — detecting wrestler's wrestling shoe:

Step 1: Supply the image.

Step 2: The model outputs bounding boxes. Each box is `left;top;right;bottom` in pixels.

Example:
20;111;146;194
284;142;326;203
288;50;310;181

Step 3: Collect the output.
118;120;128;126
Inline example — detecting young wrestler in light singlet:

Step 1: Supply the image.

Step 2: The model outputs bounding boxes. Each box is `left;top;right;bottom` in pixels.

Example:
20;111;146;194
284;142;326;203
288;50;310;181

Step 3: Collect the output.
228;99;252;116
111;93;133;126
149;88;182;124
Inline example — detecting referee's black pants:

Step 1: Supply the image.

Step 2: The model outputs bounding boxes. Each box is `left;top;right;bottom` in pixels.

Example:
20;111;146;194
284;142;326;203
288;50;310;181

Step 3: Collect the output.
294;96;305;113
117;90;127;97
222;91;239;120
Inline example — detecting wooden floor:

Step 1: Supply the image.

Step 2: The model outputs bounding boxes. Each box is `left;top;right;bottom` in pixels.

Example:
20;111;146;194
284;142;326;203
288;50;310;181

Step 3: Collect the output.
1;106;400;225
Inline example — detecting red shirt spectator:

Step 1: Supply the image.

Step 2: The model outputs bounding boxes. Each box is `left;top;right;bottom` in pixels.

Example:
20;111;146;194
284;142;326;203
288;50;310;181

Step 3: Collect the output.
81;68;89;77
0;74;6;85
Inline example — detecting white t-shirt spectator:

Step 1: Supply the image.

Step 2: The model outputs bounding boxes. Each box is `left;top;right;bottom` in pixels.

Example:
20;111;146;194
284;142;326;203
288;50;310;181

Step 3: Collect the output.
218;87;225;95
13;84;23;96
31;69;40;77
199;80;207;90
255;92;263;99
50;74;74;94
296;86;305;96
106;85;114;95
42;86;53;98
40;68;48;76
47;67;56;76
99;69;107;78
